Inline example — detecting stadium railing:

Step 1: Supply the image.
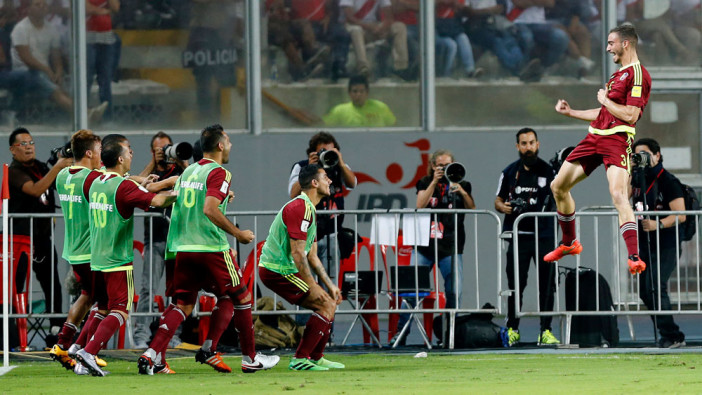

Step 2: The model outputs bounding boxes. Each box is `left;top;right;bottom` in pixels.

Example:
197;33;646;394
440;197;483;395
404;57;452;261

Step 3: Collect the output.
512;209;702;345
5;208;702;349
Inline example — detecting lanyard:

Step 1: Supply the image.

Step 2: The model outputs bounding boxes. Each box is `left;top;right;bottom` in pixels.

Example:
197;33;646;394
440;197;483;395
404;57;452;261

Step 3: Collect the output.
645;168;664;195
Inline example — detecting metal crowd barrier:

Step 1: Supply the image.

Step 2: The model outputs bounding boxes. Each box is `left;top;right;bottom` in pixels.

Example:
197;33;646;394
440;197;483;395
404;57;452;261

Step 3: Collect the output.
2;208;503;350
512;209;702;345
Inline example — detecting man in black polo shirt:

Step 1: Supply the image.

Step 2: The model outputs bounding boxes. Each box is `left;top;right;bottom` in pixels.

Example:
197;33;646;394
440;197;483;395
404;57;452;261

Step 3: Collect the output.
8;127;71;343
631;138;686;348
495;127;558;347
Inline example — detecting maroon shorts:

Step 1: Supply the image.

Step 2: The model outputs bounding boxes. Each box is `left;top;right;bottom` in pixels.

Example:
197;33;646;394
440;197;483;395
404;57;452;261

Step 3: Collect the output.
173;250;249;305
165;258;175;297
72;263;93;296
89;270;109;311
258;266;310;306
566;132;633;175
100;267;135;314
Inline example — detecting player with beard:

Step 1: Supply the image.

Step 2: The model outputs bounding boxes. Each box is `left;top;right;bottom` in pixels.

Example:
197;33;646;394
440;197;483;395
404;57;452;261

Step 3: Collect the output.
138;125;280;375
259;164;344;371
495;128;558;347
547;24;651;276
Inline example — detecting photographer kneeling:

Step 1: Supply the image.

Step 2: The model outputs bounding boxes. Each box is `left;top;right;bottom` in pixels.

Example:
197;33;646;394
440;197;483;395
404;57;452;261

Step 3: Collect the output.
631;138;686;348
495;128;558;347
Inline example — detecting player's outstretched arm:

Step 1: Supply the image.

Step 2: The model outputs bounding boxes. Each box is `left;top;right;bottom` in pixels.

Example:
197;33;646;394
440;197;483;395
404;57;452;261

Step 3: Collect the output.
150;190;177;208
145;175;178;193
203;195;255;243
555;99;599;122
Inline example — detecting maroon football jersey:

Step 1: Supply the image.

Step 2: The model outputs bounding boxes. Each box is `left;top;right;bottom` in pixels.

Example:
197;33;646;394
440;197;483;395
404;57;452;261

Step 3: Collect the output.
589;61;651;136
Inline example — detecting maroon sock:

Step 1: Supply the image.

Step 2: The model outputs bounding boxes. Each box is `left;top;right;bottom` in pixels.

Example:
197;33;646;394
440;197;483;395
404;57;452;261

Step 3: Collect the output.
84;312;123;355
76;311;104;348
232;304;255;360
557;211;577;245
74;309;97;348
57;322;77;349
620;221;639;256
295;313;329;359
155;304;176;360
149;306;186;356
205;297;234;353
310;319;332;361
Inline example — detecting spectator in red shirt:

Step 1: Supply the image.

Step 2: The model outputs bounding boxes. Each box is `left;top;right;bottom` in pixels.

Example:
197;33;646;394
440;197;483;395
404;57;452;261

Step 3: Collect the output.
86;0;119;121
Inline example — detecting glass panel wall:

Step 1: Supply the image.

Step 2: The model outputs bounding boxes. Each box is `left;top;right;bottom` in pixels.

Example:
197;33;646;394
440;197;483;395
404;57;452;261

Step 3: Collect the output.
260;0;421;129
618;0;702;68
1;0;75;132
635;92;701;173
104;0;246;131
438;0;605;127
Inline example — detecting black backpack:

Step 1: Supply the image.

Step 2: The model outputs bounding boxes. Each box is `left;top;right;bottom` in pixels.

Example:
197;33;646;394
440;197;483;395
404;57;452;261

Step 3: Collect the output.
677;181;699;242
564;267;619;347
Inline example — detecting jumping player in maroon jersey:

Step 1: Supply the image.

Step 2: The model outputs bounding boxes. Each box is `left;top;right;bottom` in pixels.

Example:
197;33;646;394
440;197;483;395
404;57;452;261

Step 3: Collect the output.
545;24;651;276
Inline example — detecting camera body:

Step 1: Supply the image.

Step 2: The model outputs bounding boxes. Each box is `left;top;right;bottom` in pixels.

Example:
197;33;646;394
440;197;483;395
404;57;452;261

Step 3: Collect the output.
318;149;339;169
508;197;527;215
631;151;652;168
48;141;73;166
162;142;193;163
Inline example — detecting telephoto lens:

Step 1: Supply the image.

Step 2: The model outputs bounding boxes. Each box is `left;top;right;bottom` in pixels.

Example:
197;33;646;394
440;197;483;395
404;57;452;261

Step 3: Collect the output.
318;149;339;169
164;142;193;161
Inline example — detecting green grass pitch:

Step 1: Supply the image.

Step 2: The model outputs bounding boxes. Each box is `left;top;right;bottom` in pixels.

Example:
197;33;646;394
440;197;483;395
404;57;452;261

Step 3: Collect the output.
3;353;702;393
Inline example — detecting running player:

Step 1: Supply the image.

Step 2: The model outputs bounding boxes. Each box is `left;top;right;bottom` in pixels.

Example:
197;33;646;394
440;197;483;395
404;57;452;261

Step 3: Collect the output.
75;134;177;376
138;125;279;374
546;23;651;275
259;163;344;371
50;130;109;372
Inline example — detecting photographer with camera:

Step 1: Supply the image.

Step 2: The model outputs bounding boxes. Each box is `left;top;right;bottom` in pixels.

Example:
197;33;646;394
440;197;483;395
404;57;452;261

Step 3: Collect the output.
392;149;474;346
288;132;355;329
289;132;357;266
8;127;72;344
495;128;559;347
630;138;686;348
133;131;190;348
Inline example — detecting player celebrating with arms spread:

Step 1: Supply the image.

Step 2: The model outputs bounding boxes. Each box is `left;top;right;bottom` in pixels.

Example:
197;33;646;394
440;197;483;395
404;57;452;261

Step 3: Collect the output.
546;23;651;275
259;164;344;371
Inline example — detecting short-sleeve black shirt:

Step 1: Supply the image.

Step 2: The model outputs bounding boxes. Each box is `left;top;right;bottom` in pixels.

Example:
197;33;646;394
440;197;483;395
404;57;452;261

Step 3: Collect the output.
415;176;472;258
496;158;555;237
8;159;55;237
632;164;684;250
